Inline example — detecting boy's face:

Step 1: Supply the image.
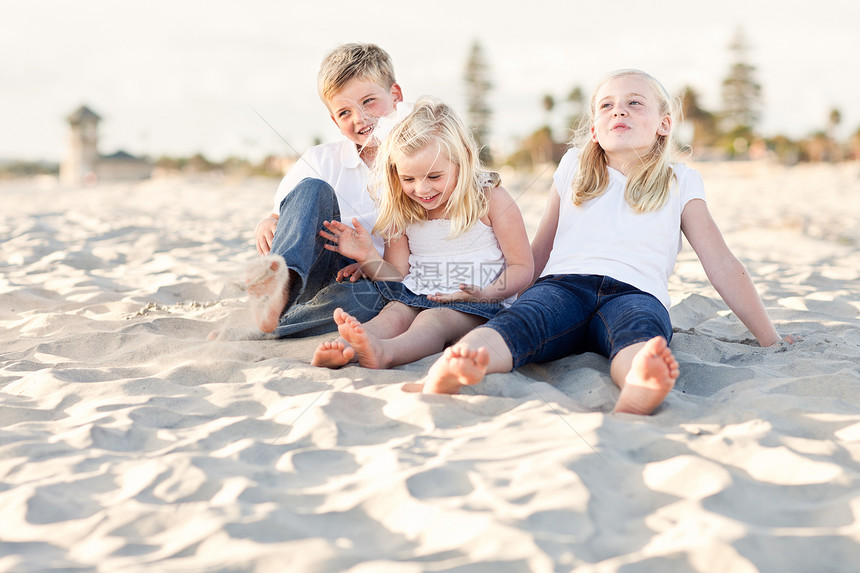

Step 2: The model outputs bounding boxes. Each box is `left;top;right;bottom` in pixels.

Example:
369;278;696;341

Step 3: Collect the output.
328;78;403;149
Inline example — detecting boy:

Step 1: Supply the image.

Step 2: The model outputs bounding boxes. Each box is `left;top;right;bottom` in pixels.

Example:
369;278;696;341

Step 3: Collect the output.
247;43;403;337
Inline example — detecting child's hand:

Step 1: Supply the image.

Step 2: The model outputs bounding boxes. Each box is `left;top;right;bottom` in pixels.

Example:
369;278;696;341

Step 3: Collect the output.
337;262;366;283
774;333;803;347
766;333;802;351
320;218;373;262
255;215;279;255
427;284;502;304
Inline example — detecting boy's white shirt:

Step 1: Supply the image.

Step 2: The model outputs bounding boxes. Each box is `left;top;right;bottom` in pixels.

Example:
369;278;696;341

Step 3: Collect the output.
544;148;706;309
273;139;384;256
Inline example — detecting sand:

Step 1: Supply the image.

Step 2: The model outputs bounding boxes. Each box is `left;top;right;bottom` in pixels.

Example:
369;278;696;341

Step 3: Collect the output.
1;162;859;572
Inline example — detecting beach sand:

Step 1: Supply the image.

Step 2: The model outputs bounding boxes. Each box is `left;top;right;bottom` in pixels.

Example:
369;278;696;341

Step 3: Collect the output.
1;162;859;571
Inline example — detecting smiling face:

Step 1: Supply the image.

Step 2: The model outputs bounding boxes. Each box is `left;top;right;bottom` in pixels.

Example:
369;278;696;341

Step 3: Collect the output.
394;143;459;219
590;74;671;173
327;78;403;153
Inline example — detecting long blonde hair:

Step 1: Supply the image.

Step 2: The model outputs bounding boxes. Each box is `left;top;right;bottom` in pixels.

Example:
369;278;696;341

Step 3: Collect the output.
371;97;499;239
570;69;680;213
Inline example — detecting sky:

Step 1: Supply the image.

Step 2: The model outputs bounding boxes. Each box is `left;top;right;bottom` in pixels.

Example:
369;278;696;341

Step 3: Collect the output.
2;0;859;163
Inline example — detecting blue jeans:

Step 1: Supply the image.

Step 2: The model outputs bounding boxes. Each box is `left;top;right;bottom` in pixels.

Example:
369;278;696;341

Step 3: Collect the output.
484;274;672;368
267;178;384;338
374;281;505;320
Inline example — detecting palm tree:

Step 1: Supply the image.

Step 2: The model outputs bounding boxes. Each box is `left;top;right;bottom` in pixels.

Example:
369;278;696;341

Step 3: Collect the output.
542;94;555;127
566;86;585;132
464;40;493;164
827;107;842;161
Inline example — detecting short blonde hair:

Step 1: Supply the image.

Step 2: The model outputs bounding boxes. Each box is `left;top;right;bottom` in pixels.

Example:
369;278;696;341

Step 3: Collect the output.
371;97;499;240
570;69;681;213
317;43;397;104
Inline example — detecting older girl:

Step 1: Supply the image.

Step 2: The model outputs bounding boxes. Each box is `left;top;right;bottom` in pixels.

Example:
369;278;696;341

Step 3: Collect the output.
417;69;794;415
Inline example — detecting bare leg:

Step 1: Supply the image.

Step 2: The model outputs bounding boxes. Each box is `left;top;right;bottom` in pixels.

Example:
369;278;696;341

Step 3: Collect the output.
410;326;513;394
311;303;418;368
610;336;679;415
341;307;484;369
245;255;293;333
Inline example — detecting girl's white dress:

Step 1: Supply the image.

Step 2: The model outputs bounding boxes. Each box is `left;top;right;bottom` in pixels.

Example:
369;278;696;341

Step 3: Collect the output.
374;218;511;320
401;218;510;302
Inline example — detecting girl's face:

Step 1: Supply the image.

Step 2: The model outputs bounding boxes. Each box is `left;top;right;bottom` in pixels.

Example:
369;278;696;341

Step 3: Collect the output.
590;75;671;173
395;144;459;219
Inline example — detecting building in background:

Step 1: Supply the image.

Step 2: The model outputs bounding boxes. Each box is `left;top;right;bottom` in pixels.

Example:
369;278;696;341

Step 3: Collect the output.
60;105;153;185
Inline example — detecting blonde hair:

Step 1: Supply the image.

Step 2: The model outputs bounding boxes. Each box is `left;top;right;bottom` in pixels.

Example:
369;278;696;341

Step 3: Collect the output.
371;97;499;240
570;69;680;213
317;43;397;104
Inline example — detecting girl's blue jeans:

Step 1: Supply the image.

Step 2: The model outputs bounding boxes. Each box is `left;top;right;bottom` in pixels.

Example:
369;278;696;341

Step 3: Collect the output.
484;274;673;368
267;178;384;338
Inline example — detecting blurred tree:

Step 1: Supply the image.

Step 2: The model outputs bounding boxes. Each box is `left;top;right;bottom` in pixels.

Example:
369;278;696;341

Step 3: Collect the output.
464;40;493;164
504;125;559;171
801;132;830;162
827;107;842;161
764;134;799;165
850;126;860;160
721;27;762;150
0;160;58;178
156;154;218;173
542;94;555;129
155;156;186;171
526;125;555;166
829;108;842;129
566;86;586;132
680;86;719;152
188;153;217;172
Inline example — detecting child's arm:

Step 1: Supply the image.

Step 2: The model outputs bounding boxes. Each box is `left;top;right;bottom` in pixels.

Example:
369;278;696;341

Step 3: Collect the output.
530;184;561;283
378;234;410;281
320;218;405;281
430;186;534;303
255;214;279;255
681;199;784;347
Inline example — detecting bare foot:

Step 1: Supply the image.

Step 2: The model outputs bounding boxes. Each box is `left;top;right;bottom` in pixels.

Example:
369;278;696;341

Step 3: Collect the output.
311;340;355;368
408;345;490;394
614;336;679;415
336;309;388;369
245;255;291;333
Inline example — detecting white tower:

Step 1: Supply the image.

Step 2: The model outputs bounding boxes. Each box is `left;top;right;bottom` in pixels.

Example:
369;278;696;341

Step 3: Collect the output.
60;105;101;185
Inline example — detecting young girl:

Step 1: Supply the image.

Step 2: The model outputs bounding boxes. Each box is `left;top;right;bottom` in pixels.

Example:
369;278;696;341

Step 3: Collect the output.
415;69;796;415
311;97;533;370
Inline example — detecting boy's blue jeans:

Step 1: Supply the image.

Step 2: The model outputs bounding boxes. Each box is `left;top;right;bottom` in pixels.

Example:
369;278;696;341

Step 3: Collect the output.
267;178;384;338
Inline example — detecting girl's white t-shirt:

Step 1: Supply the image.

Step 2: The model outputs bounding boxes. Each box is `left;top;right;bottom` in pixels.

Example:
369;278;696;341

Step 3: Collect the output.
542;148;706;308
